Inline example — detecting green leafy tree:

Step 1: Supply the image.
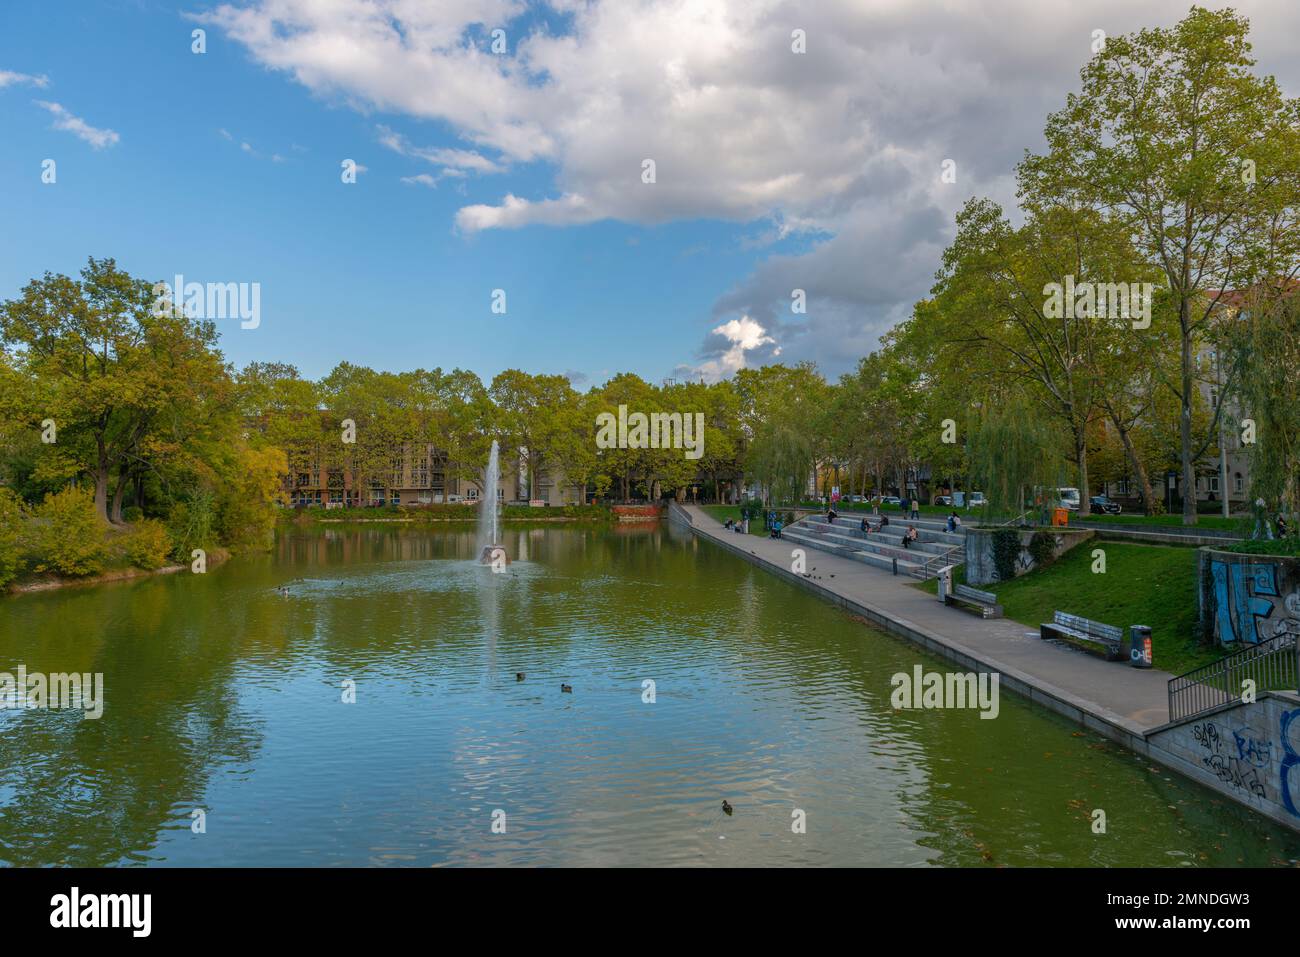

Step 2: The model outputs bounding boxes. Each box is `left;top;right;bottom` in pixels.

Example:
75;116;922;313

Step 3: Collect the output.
1019;7;1300;523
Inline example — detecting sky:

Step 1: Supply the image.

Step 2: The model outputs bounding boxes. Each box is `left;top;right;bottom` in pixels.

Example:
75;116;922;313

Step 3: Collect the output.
2;0;1299;389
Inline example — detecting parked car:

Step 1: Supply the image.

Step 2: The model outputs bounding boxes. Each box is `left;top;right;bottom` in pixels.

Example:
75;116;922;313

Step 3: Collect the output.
935;495;952;506
1090;494;1122;514
880;496;902;506
1058;487;1082;511
966;491;986;508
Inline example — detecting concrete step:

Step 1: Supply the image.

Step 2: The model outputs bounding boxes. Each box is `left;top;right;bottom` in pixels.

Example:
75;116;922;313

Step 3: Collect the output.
799;525;952;559
801;517;965;547
781;530;927;576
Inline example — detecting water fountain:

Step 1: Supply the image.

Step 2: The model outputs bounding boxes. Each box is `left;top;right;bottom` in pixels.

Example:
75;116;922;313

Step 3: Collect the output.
477;439;510;566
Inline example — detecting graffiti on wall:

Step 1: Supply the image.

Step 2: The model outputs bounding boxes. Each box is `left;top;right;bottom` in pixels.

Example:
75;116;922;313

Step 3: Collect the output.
1208;559;1300;646
1192;719;1269;801
1280;708;1300;818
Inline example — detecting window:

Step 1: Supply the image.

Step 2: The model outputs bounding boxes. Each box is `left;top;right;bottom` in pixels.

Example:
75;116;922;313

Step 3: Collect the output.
1235;474;1244;493
1210;476;1220;493
329;490;343;504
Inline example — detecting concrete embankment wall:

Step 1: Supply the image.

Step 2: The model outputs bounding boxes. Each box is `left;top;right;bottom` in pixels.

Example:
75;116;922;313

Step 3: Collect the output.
1146;692;1300;832
963;526;1094;586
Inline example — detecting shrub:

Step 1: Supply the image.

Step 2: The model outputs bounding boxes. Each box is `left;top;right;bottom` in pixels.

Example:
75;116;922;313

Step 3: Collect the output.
31;486;107;577
168;490;216;562
1028;531;1057;569
991;528;1021;582
120;518;173;570
122;505;144;523
0;487;26;588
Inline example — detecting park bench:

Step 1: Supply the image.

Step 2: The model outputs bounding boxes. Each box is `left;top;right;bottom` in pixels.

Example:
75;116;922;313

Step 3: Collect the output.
1040;611;1123;661
944;583;1003;619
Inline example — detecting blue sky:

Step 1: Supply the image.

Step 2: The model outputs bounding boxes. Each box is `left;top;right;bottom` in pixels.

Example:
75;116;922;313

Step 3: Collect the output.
3;0;1298;386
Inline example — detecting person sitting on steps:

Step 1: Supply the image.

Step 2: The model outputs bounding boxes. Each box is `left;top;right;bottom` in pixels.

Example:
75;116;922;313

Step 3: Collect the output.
901;525;919;548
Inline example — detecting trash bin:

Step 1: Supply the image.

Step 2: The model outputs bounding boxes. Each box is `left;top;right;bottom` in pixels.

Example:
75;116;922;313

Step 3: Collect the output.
1052;507;1069;527
1129;625;1152;668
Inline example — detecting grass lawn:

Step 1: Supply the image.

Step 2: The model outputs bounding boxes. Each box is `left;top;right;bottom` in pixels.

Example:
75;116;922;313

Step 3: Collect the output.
700;505;771;537
916;541;1220;676
1073;512;1244;532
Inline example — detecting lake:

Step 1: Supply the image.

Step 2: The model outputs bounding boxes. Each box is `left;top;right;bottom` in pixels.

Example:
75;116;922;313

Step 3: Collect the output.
1;523;1295;866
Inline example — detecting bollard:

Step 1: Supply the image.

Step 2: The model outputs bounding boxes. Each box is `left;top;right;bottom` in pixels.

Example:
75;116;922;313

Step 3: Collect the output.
892;557;898;576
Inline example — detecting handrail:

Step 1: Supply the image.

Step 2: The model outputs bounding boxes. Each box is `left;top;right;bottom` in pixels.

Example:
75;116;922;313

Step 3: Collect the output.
1167;631;1300;723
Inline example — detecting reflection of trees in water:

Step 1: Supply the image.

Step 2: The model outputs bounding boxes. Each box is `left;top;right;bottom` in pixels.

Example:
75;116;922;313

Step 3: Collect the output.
0;578;265;866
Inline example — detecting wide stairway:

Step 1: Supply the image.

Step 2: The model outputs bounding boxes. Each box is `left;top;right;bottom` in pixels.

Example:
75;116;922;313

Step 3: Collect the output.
781;514;964;578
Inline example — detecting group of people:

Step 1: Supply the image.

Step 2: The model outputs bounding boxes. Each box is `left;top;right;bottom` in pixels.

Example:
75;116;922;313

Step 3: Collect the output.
723;516;749;534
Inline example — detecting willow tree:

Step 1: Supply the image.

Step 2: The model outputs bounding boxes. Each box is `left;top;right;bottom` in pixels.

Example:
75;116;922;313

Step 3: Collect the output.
966;401;1067;523
1231;288;1300;525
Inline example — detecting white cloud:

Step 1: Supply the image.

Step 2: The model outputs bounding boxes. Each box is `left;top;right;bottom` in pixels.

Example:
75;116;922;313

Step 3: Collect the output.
34;101;119;149
378;125;503;175
202;0;1300;374
401;173;439;187
680;316;778;382
0;69;49;89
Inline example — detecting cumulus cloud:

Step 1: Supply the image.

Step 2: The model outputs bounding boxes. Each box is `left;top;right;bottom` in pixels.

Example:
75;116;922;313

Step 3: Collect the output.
677;316;779;383
201;0;1300;375
34;100;119;149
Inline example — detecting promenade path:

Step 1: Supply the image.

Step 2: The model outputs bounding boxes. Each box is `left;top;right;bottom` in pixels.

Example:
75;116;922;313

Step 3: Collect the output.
679;504;1173;736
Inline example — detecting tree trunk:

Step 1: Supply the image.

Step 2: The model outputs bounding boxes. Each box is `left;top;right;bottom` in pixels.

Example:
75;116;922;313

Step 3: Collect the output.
1178;285;1198;525
1074;428;1091;517
110;465;129;525
93;438;111;524
1110;412;1156;515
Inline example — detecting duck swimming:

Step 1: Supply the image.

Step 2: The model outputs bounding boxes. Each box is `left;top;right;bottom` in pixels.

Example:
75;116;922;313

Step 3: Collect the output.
722;800;733;816
516;673;525;681
561;683;572;693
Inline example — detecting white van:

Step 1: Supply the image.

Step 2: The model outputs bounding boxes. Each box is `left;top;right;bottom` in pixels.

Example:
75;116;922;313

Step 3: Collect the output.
1058;487;1081;510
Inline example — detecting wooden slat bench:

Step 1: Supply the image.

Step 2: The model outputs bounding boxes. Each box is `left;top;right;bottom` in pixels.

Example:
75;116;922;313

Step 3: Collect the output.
944;583;1003;619
1040;611;1123;661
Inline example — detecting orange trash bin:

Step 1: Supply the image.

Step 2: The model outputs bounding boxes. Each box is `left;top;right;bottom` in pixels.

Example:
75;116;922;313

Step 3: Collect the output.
1052;507;1069;527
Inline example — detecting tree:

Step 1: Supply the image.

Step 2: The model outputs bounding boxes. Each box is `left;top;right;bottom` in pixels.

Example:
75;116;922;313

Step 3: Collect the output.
1019;7;1300;523
0;258;230;524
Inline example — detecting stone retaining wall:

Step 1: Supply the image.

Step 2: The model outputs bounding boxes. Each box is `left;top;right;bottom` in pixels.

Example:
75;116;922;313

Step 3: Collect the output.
964;526;1094;586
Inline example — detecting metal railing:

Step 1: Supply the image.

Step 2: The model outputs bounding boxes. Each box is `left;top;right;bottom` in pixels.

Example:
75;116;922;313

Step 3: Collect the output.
1167;631;1300;723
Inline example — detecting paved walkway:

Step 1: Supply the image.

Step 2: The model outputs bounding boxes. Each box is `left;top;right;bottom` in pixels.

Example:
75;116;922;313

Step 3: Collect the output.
680;505;1172;735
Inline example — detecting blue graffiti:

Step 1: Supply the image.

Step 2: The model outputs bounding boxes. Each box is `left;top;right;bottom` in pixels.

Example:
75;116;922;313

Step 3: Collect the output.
1279;709;1300;817
1232;726;1274;768
1211;560;1279;645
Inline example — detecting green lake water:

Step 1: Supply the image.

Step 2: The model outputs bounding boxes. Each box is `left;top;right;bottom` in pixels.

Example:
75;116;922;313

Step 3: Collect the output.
1;523;1296;867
